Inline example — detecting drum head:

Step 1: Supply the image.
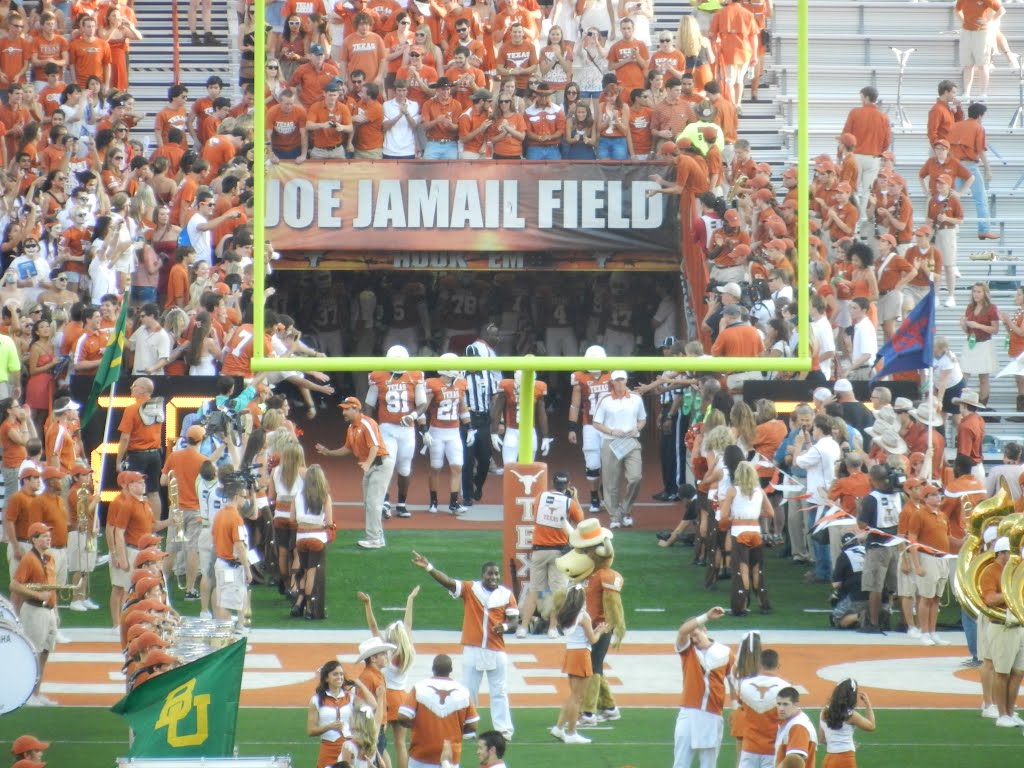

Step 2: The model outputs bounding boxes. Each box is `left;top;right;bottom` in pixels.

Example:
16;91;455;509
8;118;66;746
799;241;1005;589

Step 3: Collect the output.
0;594;17;624
0;620;39;713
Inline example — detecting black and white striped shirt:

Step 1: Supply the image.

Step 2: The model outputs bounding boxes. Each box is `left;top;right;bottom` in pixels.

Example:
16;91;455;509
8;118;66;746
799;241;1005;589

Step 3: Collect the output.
464;340;502;414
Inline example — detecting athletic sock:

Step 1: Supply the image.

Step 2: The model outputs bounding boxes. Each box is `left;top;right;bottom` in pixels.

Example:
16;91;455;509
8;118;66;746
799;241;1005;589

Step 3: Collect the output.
449;492;458;506
590;491;599;505
430;491;438;505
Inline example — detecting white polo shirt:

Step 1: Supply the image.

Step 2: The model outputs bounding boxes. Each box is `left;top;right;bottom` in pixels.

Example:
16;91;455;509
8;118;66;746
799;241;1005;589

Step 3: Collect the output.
593;391;646;437
851;316;878;367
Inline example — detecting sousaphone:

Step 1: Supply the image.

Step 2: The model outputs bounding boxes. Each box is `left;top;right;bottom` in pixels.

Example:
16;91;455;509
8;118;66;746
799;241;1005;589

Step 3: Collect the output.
953;482;1014;622
1000;514;1024;624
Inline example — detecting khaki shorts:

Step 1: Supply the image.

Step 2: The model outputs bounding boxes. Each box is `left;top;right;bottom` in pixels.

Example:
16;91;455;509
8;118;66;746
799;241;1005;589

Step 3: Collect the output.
896;551;918;598
67;531;98;573
7;540;30;580
988;623;1024;675
877;290;902;323
21;603;58;654
49;547;67;586
198;527;215;581
166;509;202;555
215;558;247;612
962;28;993;68
979;614;992;660
913;554;948;599
862;545;898;594
109;546;138;590
528;548;567;593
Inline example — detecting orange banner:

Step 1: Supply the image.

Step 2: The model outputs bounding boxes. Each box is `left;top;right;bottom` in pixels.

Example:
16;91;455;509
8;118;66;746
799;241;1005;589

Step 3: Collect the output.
502;462;548;594
265;161;680;254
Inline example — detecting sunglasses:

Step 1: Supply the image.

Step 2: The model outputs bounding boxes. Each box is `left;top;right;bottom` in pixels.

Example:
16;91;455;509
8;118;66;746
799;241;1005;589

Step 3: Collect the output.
24;244;39;249
267;64;279;69
288;21;301;25
499;99;511;104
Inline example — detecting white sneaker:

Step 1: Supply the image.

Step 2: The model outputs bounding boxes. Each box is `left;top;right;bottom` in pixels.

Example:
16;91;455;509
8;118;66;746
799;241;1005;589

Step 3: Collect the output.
589;502;600;514
623;515;634;527
609;521;622;529
357;539;385;549
428;502;438;514
199;610;213;620
1009;713;1024;727
562;732;592;744
547;627;559;639
930;633;952;646
982;704;999;719
397;505;411;519
577;714;598;728
56;631;71;643
944;297;957;308
919;634;936;646
84;598;100;610
907;626;921;638
996;715;1017;727
598;707;621;721
515;626;527;639
68;600;88;612
449;503;468;516
550;725;565;740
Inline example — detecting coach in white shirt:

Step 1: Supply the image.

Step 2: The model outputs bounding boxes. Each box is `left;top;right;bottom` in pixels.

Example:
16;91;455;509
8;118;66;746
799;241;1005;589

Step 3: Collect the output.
847;297;878;381
810;295;836;380
592;370;646;529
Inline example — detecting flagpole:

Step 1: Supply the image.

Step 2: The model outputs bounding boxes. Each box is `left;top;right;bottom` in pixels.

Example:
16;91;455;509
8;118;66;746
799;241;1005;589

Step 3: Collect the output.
926;285;936;484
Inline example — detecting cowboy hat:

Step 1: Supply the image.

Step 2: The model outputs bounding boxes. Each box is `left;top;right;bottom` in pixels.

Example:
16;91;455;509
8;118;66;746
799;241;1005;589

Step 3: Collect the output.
873;431;908;455
911;402;944;427
953;389;990;410
356;636;397;663
865;406;899;437
568;518;613;549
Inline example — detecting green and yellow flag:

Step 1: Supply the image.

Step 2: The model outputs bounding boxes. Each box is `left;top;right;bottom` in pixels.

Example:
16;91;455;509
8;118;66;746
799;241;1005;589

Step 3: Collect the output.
80;294;131;428
111;639;246;757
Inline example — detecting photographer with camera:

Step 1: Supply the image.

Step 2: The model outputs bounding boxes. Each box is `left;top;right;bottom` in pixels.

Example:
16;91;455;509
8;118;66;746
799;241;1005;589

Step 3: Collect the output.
856;464;904;633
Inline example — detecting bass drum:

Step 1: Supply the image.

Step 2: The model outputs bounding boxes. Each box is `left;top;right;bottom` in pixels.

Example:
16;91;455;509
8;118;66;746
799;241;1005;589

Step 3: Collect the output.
0;594;17;623
0;620;39;713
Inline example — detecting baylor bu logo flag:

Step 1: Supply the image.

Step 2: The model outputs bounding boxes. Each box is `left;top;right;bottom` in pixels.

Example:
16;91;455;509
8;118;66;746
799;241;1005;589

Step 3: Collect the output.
111;639;246;757
873;287;935;380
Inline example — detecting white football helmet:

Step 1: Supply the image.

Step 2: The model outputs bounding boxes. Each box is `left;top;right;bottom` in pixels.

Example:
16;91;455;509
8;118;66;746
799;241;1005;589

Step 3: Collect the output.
438;352;462;380
386;344;409;375
585;344;606;375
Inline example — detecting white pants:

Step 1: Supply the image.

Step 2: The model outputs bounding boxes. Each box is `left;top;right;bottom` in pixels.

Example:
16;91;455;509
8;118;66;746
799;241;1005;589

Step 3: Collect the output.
502;427;538;465
545;326;578;357
673;708;722;768
462;645;513;736
604;328;636;357
854;154;881;221
738;752;775;768
383;327;419;356
364;455;397;544
428;426;464;469
582;424;602;474
381;422;416;477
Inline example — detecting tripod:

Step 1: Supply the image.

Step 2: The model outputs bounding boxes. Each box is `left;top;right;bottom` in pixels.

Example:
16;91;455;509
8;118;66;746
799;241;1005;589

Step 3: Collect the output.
889;46;915;129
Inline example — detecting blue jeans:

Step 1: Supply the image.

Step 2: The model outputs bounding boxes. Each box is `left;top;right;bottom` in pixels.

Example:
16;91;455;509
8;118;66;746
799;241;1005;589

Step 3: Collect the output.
130;286;157;304
961;608;978;659
525;145;561;160
274;146;303;160
809;508;832;581
597;136;629;159
423;141;458;160
957;160;991;234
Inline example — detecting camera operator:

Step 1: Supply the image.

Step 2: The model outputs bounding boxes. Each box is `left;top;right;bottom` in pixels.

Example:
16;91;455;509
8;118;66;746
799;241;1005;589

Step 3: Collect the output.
856;464;903;633
830;531;868;628
212;472;254;632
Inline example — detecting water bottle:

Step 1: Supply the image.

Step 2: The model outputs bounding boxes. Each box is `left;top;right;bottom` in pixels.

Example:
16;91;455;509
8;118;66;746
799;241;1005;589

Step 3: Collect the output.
968;333;977;350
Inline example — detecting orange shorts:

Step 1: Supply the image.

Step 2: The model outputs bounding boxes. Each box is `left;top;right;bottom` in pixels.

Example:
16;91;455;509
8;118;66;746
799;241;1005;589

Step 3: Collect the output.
823;752;857;768
386;688;404;723
297;538;325;553
316;740;343;768
562;648;592;678
730;707;746;738
736;531;763;548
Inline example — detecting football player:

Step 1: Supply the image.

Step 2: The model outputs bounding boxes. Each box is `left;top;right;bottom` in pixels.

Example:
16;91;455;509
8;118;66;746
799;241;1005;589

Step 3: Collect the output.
382;279;431;354
364;345;427;518
438;273;488;353
419;353;472;515
491;370;552;466
568;346;612;513
601;274;640;357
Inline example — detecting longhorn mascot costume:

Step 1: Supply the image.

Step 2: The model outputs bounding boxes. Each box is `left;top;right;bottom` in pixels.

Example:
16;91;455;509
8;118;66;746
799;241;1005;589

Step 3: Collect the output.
556;519;627;722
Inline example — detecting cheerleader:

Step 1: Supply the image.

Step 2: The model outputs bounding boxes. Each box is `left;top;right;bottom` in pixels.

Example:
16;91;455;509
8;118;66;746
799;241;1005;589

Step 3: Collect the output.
357;586;420;768
720;460;774;616
550;585;610;745
307;660;373;768
338;698;385;768
819;679;876;768
292;464;333;619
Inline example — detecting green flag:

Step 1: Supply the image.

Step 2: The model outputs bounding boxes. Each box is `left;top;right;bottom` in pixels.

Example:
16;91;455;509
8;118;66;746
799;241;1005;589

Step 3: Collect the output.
111;638;246;757
80;294;131;428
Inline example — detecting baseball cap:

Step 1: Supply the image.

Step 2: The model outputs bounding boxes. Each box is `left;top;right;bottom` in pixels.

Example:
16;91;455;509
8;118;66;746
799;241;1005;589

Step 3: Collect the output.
812;387;833;402
752;188;774;203
914;224;932;237
339;396;362;410
323;79;342;92
143;649;179;667
136;533;162;550
186;425;206;442
724;209;740;224
659;336;677;349
12;736;49;755
782;167;798;178
132;575;163;596
309;43;325;55
994;536;1011;553
903;477;924;490
922;484;942;497
134;548;169;568
836;181;852;193
833;378;853;394
471;88;493;102
71;461;91;476
53;397;80;413
128;631;170;657
836;132;856;147
765;239;787;252
19;466;41;480
933;138;950;149
840;531;859;547
118;470;145;487
699;125;718;142
937;173;952;185
658;141;678;156
610;370;628;381
28;522;51;538
881;150;896;161
717;282;742;299
878;233;897;245
676;137;693;150
42;467;65;481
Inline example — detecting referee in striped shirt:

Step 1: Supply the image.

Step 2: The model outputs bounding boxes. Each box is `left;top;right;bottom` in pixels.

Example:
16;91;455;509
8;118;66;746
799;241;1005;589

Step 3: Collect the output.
462;325;502;505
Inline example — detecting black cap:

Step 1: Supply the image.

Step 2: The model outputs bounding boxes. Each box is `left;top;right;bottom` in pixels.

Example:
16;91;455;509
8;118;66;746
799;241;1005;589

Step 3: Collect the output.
553;471;570;491
432;77;454;89
841;532;858;547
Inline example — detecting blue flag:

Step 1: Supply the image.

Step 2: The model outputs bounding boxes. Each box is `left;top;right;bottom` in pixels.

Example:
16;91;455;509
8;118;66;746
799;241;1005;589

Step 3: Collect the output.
872;286;935;380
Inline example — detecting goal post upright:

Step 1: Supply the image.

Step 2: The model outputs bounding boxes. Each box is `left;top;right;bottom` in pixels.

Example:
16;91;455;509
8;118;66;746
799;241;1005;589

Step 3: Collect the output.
250;1;812;455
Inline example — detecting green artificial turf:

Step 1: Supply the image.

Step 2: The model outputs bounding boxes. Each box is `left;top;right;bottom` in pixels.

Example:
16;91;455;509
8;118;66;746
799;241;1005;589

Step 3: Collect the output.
1;529;964;631
0;706;1011;768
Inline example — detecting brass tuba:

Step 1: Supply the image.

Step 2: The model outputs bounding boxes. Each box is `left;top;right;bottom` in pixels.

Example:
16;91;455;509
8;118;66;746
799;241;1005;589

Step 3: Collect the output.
726;174;749;204
953;482;1014;621
168;470;186;544
76;484;96;553
1000;515;1024;624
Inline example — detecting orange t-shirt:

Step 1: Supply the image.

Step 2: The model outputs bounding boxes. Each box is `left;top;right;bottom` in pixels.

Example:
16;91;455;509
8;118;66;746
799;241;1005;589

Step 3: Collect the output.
677;639;733;713
841;104;892;156
340;31;386;81
307;99;352;149
45;420;78;472
289;61;342;108
958;0;1001;31
584;566;623;624
213;503;245;560
353;99;385;151
877;253;914;292
628;105;653;155
0;418;27;468
31;492;68;548
200;135;237;179
0;35;30;84
496;41;537;90
118;399;162;451
607;39;649;91
154;105;189;147
488;111;526;157
711;324;764;358
908;505;951;553
948;118;986;163
775;716;817;768
162;447;207;510
13;549;57;607
421;96;462;141
266;103;307;152
453;579;517;651
30;33;69;82
108;492;154;548
458;108;491;154
6;490;40;540
400;679;479;766
343;414;389;463
164;262;190;308
222;324;272;379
